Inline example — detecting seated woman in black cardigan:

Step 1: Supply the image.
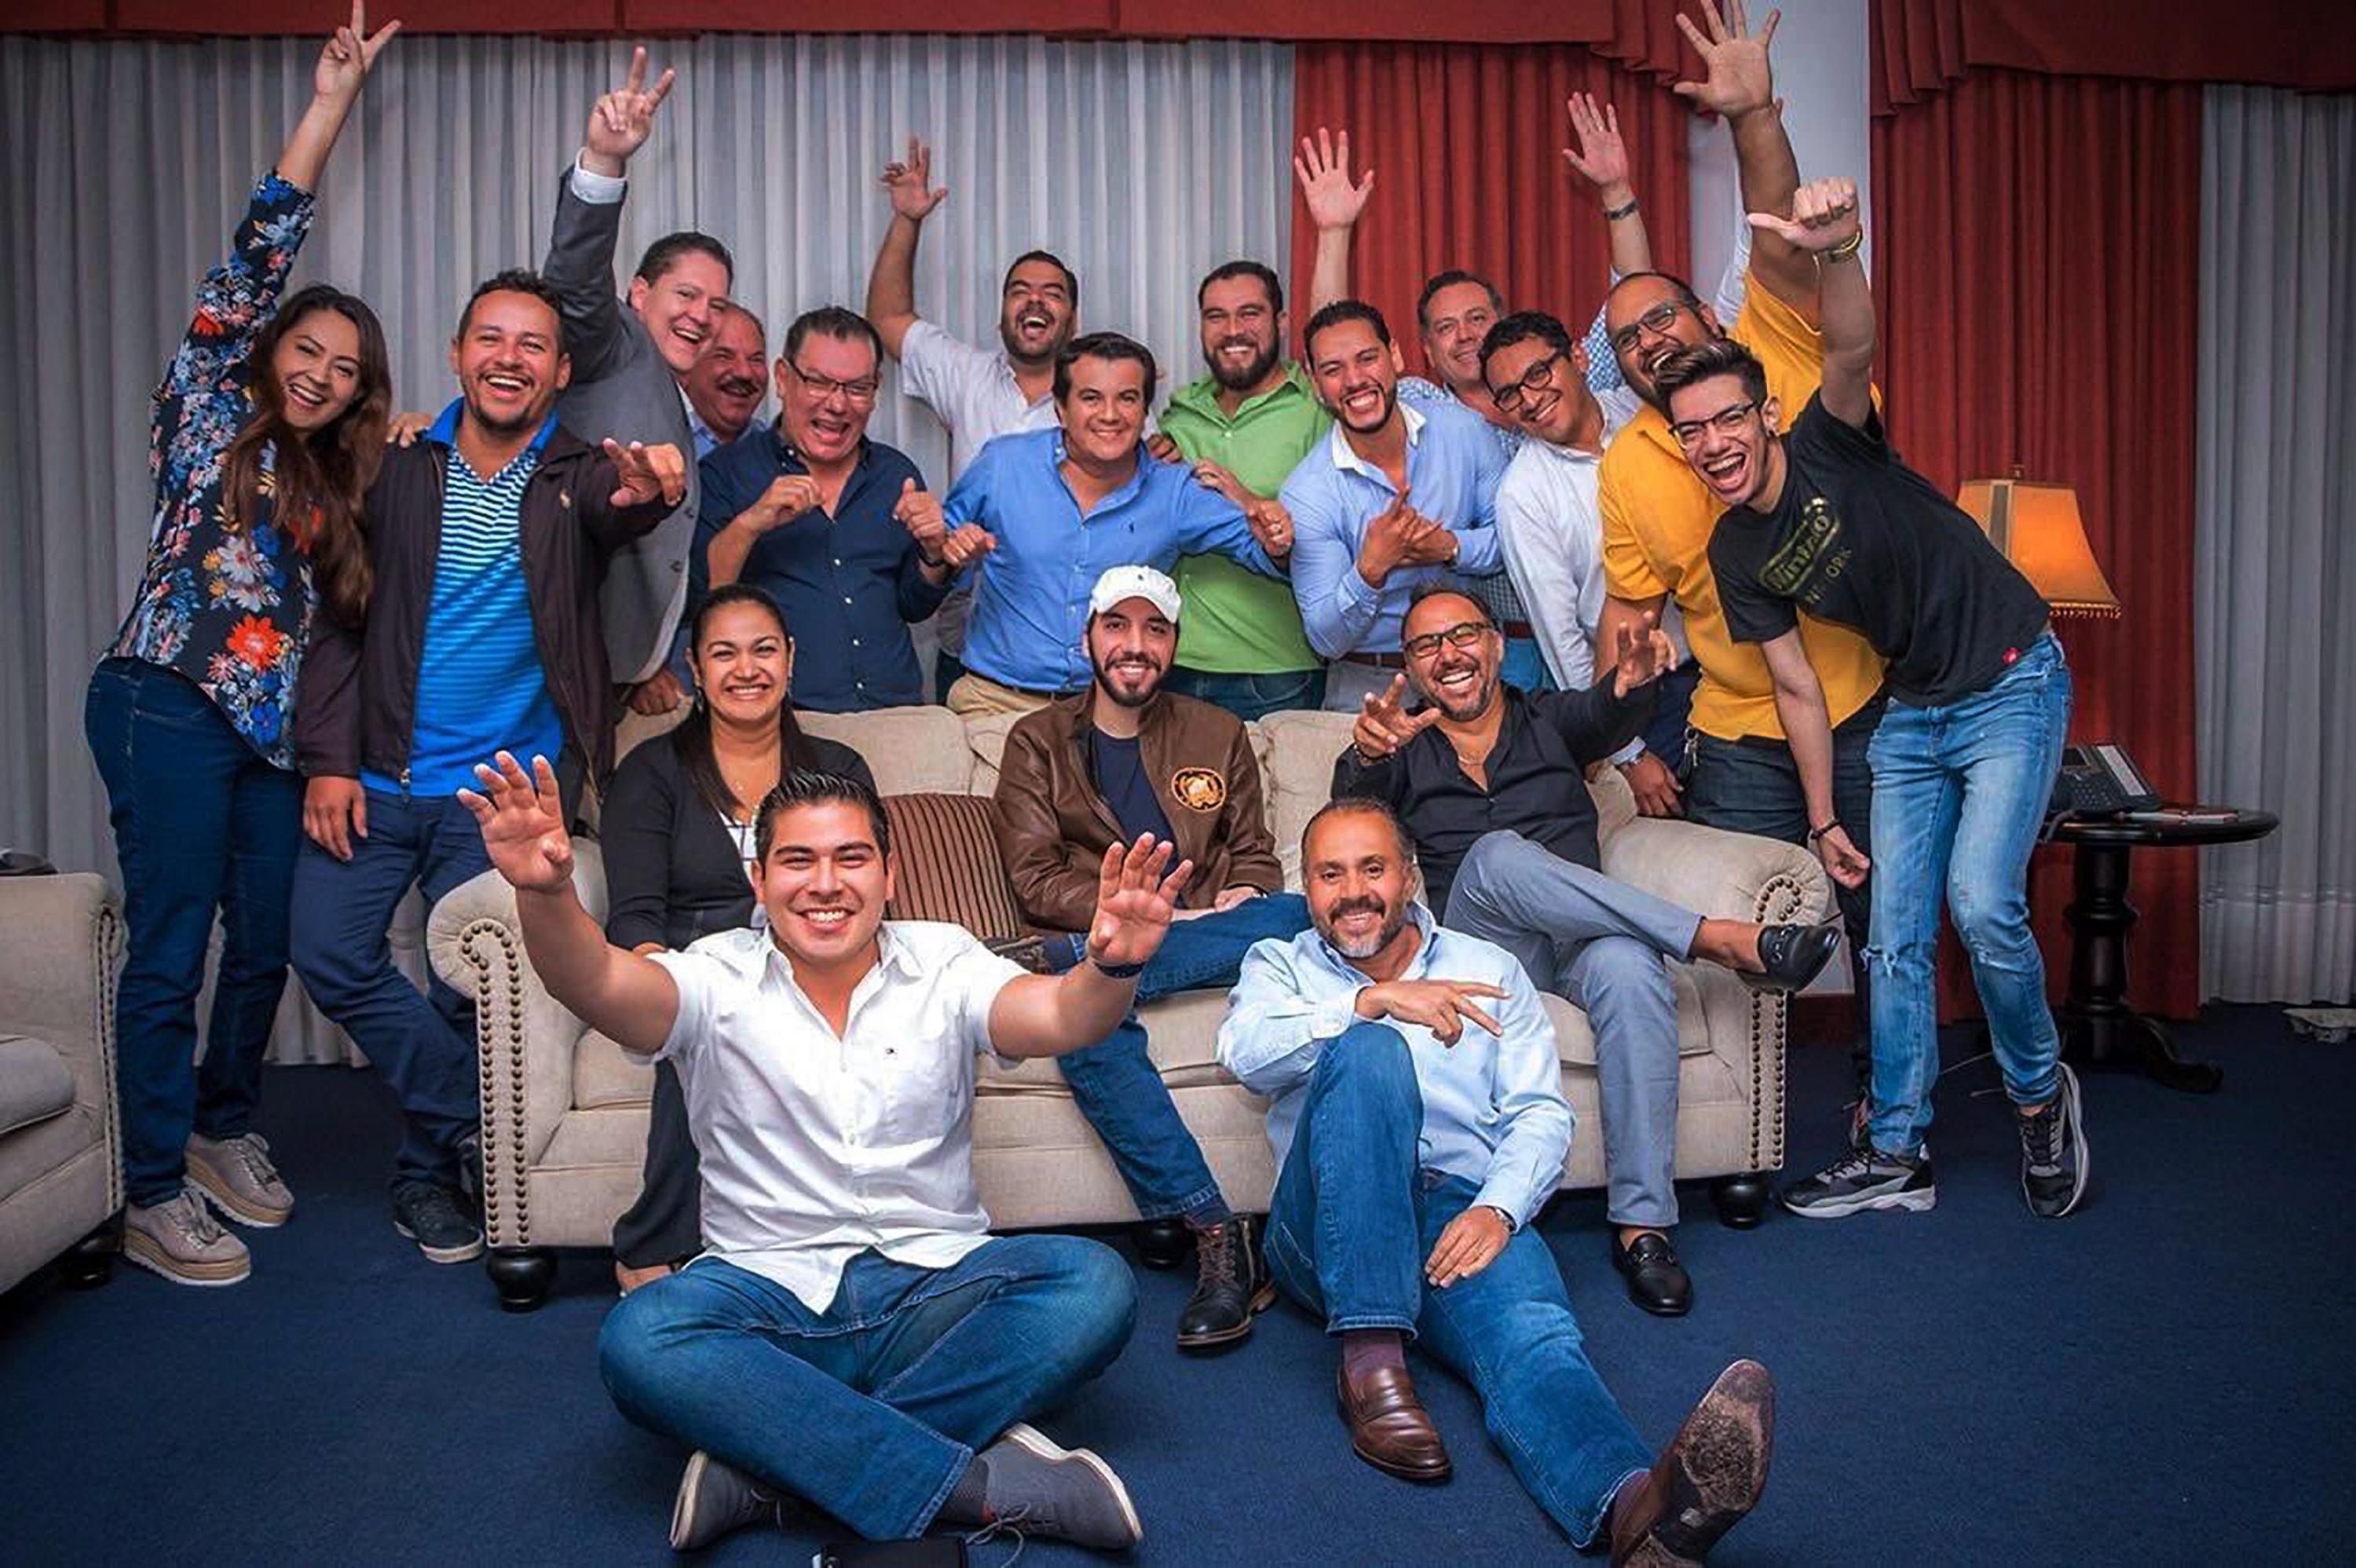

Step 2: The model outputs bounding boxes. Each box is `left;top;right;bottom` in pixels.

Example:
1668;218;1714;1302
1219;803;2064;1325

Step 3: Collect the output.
601;583;877;1292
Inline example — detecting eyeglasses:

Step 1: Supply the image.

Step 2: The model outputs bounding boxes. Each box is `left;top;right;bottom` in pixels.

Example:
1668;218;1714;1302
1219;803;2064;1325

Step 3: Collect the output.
1668;400;1758;449
788;362;880;406
1608;299;1690;357
1488;350;1566;416
1403;620;1493;660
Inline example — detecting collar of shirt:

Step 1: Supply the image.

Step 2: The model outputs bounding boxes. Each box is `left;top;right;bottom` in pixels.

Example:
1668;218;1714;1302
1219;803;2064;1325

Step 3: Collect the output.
427;397;558;473
1521;396;1629;471
1047;428;1151;514
768;420;876;482
1299;899;1444;989
1165;360;1316;426
1325;401;1427;487
704;920;928;989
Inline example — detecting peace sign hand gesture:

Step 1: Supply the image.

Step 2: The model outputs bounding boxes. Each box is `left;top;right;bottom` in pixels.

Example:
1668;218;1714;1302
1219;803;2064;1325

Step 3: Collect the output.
1609;609;1677;697
584;46;676;175
313;2;400;106
1354;673;1442;762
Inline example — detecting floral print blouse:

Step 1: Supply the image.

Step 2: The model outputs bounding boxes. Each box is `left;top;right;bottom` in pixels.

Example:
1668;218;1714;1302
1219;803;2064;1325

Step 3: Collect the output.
108;172;324;769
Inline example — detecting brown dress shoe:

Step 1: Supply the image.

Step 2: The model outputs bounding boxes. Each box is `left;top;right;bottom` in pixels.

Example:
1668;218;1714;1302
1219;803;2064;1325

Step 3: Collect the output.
1610;1360;1776;1566
1335;1361;1453;1482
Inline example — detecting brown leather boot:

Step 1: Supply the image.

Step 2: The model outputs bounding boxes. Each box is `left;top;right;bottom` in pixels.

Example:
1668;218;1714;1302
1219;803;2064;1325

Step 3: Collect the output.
1610;1360;1776;1566
1336;1361;1452;1482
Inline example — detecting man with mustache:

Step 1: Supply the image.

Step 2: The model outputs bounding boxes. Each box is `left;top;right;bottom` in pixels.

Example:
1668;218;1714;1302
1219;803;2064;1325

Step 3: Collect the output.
690;306;953;713
291;269;686;1266
935;333;1293;717
1218;797;1780;1562
466;760;1170;1553
1333;587;1840;1314
543;47;735;721
682;302;769;457
867;136;1084;696
994;566;1312;1348
1282;302;1509;714
1592;0;1886;1127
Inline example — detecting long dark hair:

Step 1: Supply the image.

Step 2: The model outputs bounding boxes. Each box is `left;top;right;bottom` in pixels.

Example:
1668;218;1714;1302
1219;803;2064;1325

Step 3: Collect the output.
674;583;821;821
218;283;392;629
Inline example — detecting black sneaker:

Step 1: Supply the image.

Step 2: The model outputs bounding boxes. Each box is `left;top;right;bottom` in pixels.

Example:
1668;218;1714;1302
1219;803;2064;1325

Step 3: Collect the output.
392;1179;485;1263
1780;1146;1937;1219
2018;1062;2091;1218
1176;1215;1275;1350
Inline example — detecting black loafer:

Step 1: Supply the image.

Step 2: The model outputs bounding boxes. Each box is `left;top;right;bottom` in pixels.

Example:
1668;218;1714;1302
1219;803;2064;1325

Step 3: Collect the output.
1135;1216;1191;1270
1612;1230;1693;1317
1741;922;1843;993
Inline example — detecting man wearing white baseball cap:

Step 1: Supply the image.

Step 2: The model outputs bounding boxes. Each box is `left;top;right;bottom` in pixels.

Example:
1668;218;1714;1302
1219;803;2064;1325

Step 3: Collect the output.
993;565;1312;1350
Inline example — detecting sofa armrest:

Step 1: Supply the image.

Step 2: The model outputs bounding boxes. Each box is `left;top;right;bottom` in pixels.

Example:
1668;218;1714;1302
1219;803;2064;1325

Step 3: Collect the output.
425;847;608;1248
0;872;124;1210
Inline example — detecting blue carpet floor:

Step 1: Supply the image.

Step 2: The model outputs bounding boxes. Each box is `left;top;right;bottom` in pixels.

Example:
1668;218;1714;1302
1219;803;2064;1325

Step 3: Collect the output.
4;1004;2352;1565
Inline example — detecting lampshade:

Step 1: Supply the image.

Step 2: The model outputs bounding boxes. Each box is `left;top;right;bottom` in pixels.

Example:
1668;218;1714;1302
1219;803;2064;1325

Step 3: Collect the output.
1956;477;2121;618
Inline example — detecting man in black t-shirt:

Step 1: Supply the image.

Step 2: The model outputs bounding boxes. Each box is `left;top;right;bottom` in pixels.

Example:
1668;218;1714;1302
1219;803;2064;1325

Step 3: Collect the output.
1654;176;2089;1223
993;566;1312;1350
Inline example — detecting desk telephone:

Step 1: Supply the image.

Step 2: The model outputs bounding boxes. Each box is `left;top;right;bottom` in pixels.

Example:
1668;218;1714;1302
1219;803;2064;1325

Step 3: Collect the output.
2051;742;2160;819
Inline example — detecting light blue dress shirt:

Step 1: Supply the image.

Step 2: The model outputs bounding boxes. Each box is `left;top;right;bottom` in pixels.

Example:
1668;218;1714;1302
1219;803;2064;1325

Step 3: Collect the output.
942;426;1282;693
1217;904;1572;1230
1279;398;1508;660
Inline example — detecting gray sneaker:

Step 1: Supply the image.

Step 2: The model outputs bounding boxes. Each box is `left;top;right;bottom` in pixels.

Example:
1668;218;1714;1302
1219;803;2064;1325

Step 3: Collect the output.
186;1131;294;1227
123;1188;251;1286
1780;1146;1937;1219
2019;1062;2091;1218
968;1423;1143;1552
668;1451;784;1551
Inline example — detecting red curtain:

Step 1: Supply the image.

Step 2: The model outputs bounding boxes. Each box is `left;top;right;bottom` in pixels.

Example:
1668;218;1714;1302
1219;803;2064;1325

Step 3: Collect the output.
1871;64;2205;1020
1288;42;1693;378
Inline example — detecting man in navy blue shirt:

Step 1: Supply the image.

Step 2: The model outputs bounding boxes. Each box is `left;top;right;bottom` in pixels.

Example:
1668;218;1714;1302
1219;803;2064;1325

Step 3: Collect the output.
692;306;952;712
935;332;1295;716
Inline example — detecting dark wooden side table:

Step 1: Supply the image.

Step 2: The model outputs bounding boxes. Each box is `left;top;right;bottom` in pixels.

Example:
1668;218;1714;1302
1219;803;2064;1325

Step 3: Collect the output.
2047;806;2278;1092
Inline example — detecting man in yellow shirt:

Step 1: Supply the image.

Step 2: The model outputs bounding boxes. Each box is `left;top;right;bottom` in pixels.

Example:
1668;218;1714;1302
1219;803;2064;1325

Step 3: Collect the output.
1595;0;1886;1129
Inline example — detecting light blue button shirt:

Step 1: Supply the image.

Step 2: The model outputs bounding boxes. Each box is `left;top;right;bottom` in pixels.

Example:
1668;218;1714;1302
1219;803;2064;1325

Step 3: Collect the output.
1217;904;1572;1230
1280;398;1508;660
943;426;1281;693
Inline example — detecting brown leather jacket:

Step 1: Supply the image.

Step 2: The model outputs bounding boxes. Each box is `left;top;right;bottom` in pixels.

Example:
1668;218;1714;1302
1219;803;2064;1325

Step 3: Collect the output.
993;690;1284;933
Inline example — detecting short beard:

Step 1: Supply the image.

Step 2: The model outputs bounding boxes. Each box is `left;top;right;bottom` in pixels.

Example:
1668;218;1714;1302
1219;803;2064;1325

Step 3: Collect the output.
1001;318;1069;369
1419;665;1498;723
1207;338;1279;393
1321;899;1407;960
1338;382;1399;434
1092;658;1165;710
465;393;547;438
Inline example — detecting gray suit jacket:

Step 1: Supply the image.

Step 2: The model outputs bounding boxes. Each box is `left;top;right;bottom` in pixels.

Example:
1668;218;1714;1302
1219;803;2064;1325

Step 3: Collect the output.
543;170;701;685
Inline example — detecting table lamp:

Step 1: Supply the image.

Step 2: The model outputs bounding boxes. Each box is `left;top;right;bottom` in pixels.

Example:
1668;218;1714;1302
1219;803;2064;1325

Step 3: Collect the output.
1956;473;2120;617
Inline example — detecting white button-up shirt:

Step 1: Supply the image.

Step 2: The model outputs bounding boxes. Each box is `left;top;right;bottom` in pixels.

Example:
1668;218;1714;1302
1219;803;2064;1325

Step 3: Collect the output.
897;319;1063;483
646;921;1023;1312
1216;905;1572;1230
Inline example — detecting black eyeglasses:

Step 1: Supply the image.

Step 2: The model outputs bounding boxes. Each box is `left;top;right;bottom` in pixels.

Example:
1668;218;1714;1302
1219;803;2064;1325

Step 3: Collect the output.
1403;620;1493;660
1668;400;1758;449
1488;350;1565;416
788;361;880;406
1608;299;1691;356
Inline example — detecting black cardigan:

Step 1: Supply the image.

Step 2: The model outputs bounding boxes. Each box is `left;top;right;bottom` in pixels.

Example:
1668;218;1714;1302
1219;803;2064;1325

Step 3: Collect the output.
599;729;877;952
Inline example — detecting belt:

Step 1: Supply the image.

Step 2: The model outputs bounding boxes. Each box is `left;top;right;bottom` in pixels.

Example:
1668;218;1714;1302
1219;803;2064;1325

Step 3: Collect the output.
1341;650;1409;671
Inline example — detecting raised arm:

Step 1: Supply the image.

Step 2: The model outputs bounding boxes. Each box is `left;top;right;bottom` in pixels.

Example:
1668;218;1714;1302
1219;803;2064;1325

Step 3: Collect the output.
1562;93;1652;280
545;46;675;384
459;751;681;1054
987;836;1193;1058
866;137;948;360
1749;177;1871;426
1673;2;1814;315
1295;127;1374;316
280;4;400;191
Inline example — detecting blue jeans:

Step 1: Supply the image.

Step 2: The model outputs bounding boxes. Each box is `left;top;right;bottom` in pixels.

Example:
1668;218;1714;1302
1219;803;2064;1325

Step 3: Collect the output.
1053;894;1311;1221
1864;634;2072;1153
85;660;302;1208
1162;665;1326;722
1639;660;1702;762
287;788;489;1188
1262;1025;1650;1548
1501;636;1553;695
598;1237;1136;1541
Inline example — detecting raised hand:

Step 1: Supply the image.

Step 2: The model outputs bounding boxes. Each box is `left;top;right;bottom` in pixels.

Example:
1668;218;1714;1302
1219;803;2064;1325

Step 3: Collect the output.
940;524;997;573
458;751;576;894
1672;0;1780;121
1359;978;1508;1047
892;477;948;561
584;46;676;175
1560;93;1631;196
1087;833;1194;971
1353;673;1442;761
880;136;949;222
1747;176;1861;253
1293;126;1375;233
313;2;400;104
1609;609;1677;696
1245;496;1295;559
605;440;687;509
737;473;825;534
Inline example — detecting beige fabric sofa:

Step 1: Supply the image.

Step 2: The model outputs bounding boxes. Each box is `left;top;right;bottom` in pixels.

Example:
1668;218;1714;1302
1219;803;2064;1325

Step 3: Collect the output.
427;706;1832;1310
0;873;125;1296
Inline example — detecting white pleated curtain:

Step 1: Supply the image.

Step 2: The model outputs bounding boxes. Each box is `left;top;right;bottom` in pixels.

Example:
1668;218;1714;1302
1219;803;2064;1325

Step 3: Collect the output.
2195;85;2356;1003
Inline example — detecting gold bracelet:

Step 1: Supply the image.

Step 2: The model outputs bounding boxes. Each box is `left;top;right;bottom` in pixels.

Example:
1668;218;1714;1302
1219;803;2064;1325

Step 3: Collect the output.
1822;230;1864;264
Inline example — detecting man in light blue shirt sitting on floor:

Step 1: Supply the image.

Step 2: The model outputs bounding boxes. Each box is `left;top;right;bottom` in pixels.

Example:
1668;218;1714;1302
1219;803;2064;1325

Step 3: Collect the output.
1218;795;1780;1565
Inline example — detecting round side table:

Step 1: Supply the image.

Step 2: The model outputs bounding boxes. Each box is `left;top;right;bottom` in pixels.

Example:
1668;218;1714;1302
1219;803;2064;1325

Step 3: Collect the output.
2047;806;2278;1092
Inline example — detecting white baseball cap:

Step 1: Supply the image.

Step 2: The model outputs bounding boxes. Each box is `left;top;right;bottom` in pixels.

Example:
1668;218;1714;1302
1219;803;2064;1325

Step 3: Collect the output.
1088;565;1182;623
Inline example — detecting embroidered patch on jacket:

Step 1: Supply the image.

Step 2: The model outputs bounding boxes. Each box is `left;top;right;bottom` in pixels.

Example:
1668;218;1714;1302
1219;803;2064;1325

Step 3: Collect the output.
1169;767;1227;813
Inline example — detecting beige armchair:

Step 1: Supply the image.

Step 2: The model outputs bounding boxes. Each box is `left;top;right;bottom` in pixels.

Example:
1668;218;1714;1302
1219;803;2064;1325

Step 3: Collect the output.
429;706;1831;1310
0;872;125;1296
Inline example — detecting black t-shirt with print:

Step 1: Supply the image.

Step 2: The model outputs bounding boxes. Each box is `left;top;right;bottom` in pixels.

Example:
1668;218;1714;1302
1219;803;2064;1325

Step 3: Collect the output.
1708;394;2051;707
1088;729;1177;846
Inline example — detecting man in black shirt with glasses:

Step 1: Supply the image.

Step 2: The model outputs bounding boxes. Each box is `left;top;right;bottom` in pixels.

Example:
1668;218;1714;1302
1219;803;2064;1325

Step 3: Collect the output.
1333;586;1839;1314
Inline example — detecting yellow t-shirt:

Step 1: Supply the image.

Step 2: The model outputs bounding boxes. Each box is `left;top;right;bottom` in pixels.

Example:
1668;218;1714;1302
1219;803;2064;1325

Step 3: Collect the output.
1599;276;1886;741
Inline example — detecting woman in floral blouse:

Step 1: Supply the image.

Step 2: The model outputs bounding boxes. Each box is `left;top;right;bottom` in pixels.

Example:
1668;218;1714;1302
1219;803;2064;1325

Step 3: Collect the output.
84;4;400;1288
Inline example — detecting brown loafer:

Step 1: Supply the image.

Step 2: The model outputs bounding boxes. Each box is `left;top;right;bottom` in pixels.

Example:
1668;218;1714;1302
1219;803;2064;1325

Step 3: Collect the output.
1610;1359;1776;1566
1335;1362;1452;1482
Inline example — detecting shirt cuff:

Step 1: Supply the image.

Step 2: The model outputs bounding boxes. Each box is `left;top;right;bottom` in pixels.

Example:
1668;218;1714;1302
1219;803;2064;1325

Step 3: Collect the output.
1610;737;1646;767
1471;1178;1540;1234
569;156;627;205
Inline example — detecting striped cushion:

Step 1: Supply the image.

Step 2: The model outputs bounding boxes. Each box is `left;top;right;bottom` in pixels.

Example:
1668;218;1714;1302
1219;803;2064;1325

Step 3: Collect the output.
882;793;1028;945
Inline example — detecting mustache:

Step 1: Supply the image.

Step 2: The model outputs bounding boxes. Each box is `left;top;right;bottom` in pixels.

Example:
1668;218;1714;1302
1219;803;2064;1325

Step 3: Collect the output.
717;375;763;397
1329;897;1387;921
